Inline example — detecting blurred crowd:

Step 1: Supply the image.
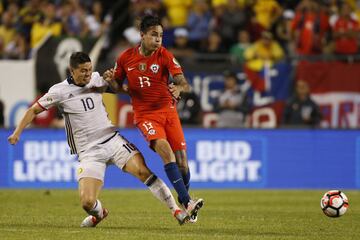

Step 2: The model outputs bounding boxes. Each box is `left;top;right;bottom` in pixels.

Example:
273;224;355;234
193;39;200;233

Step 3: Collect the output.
125;0;360;64
1;0;360;129
0;0;111;59
0;0;359;60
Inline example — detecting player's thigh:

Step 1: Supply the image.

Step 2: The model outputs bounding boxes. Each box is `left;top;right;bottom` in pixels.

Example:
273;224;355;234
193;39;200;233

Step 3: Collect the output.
165;112;186;152
77;145;108;182
136;118;167;146
110;134;141;170
123;153;152;182
151;138;176;164
77;146;109;203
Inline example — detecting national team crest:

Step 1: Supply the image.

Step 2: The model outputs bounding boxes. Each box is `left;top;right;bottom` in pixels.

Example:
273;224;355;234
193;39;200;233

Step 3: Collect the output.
148;129;156;135
139;63;147;72
150;64;160;73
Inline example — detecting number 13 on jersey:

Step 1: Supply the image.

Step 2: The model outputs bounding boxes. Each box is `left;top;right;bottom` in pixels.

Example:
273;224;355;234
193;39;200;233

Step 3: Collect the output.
138;76;151;87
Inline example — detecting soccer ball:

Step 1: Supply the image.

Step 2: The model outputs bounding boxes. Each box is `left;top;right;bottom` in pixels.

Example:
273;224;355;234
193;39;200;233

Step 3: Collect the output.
320;190;349;217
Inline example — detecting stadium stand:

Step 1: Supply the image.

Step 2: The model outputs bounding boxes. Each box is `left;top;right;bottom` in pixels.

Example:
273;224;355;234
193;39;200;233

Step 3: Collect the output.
1;0;360;128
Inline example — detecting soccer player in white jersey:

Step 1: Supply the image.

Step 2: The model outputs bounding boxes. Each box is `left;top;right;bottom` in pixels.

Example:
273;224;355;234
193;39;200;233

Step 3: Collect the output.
8;52;189;227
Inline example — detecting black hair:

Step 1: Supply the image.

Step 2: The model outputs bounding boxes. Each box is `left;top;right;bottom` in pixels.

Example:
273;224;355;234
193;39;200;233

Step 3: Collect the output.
223;70;237;80
140;15;162;33
70;52;91;69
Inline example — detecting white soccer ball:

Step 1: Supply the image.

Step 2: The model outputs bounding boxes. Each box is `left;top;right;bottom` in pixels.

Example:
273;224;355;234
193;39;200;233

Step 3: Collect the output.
320;190;349;217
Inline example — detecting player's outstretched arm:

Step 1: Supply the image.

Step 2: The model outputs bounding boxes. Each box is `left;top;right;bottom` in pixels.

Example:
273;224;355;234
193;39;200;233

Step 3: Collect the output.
169;74;192;99
8;103;44;145
103;69;129;94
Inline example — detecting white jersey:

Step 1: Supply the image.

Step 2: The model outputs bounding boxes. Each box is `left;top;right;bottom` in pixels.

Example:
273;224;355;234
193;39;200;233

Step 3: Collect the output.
37;72;117;154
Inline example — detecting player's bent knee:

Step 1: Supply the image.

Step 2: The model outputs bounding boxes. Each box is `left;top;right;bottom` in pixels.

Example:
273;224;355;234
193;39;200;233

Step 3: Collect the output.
138;168;152;182
153;140;176;164
153;139;171;152
125;153;152;182
134;164;152;182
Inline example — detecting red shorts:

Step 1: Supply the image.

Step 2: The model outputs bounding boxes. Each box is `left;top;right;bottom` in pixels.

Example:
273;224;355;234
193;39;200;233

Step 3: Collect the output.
135;110;186;151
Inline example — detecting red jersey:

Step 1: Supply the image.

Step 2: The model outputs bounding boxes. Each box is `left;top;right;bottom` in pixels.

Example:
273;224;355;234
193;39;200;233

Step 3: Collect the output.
333;17;359;54
291;11;329;55
114;46;183;116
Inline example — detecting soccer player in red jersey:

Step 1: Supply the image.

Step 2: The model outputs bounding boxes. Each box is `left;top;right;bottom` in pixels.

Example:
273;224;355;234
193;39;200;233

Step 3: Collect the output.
104;15;203;222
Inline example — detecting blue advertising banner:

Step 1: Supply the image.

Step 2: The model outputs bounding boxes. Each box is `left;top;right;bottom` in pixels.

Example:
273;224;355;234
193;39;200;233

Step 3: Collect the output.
0;129;359;189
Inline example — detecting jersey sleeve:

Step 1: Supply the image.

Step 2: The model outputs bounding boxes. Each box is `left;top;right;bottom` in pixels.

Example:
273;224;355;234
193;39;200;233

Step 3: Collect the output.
163;49;183;77
90;72;108;88
114;54;126;81
37;86;62;110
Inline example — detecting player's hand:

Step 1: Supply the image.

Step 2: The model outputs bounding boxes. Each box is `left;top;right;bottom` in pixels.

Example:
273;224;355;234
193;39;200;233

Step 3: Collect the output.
122;84;129;93
8;133;20;145
169;83;181;99
103;69;115;82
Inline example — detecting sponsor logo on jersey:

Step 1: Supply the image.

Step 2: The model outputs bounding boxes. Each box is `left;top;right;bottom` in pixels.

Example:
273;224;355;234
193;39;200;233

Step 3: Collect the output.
139;63;147;72
78;167;83;174
150;64;160;73
46;97;53;103
68;93;74;99
148;129;156;135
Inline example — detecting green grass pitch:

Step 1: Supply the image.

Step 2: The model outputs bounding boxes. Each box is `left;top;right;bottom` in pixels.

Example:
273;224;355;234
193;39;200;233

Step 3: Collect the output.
0;190;359;240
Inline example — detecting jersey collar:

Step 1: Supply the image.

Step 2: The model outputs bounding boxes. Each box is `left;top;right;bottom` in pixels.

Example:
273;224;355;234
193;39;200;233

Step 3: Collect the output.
138;44;158;57
67;76;86;87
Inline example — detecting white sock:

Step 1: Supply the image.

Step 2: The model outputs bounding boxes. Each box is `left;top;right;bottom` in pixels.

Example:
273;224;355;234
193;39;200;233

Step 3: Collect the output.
87;199;103;218
145;175;179;214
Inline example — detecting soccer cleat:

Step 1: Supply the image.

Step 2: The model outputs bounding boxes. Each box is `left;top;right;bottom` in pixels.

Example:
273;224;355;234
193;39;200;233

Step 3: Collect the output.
80;208;109;227
188;213;198;223
173;209;190;225
185;198;204;222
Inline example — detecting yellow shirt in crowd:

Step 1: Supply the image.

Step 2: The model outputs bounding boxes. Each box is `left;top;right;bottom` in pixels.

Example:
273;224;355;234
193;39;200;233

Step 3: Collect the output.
30;21;62;48
212;0;249;8
0;26;15;48
163;0;192;27
244;40;284;71
253;0;281;29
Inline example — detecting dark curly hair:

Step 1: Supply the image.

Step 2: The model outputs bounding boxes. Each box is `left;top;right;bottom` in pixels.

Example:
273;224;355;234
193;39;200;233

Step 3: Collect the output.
140;15;163;33
70;52;91;69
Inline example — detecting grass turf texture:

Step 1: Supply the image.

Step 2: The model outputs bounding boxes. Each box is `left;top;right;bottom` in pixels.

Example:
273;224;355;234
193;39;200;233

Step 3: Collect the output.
0;190;359;240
